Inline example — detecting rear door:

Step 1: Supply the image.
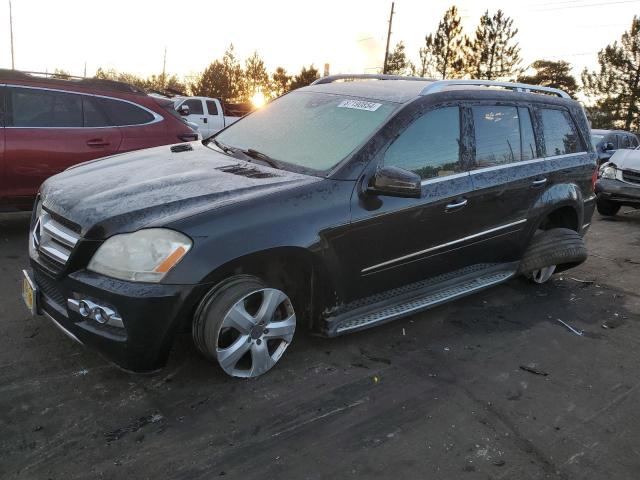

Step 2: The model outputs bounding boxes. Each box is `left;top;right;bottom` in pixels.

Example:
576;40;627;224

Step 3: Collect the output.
347;105;477;300
464;103;544;264
205;99;225;135
0;86;5;202
4;86;122;202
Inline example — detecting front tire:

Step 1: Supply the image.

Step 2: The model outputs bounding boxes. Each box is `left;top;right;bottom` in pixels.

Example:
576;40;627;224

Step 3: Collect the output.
596;199;621;216
192;275;296;378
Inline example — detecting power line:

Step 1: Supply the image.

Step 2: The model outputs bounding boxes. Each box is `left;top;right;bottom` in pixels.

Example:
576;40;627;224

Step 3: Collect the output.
531;0;640;12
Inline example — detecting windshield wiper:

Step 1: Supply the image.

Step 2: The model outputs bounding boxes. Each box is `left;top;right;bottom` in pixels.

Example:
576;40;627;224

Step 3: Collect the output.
209;137;235;154
241;148;281;169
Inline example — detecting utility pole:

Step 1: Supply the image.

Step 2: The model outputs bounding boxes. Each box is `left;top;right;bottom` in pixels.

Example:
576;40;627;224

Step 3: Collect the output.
162;46;167;88
382;2;394;74
9;0;15;69
83;61;87;78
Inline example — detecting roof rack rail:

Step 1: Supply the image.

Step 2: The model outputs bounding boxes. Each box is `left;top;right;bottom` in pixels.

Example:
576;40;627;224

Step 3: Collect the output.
311;74;432;85
0;68;147;95
420;80;571;99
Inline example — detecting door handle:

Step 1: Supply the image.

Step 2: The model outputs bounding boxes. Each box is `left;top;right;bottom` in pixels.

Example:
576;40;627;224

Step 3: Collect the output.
445;198;468;212
86;139;110;147
202;117;208;123
531;177;547;187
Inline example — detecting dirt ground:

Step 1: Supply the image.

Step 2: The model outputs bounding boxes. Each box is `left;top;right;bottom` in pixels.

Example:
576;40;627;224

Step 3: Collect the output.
1;209;639;480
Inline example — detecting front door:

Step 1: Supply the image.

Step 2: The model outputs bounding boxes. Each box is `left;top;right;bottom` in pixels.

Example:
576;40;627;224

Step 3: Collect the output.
181;98;209;137
346;105;478;301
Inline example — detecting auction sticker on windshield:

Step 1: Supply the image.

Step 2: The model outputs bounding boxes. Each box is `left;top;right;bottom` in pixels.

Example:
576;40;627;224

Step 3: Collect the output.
337;100;382;112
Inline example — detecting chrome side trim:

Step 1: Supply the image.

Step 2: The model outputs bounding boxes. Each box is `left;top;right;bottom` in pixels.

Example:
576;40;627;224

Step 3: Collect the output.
41;310;84;345
421;171;469;186
584;194;597;203
362;219;527;274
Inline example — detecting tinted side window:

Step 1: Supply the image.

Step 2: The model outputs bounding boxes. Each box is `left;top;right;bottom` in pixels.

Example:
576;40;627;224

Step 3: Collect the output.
520;107;537;160
10;87;82;127
82;96;111;127
184;99;204;115
206;100;218;115
620;134;631;149
384;107;461;180
540;108;581;156
473;106;521;167
0;87;5;126
97;98;155;126
630;135;639;148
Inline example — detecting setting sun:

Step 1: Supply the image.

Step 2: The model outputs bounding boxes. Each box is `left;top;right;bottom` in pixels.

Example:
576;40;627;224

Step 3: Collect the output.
251;91;266;108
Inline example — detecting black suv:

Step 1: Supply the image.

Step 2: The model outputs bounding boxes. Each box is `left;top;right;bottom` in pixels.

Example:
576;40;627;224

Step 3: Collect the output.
23;75;597;378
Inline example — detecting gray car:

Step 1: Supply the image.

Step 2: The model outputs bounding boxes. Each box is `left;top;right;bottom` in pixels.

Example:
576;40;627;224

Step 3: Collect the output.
594;147;640;215
591;129;639;165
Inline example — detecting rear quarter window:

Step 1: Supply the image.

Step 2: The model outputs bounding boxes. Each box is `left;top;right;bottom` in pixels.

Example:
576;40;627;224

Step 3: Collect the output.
540;108;583;156
96;97;155;126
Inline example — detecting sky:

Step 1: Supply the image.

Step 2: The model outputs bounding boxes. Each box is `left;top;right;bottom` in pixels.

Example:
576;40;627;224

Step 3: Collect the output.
0;0;638;82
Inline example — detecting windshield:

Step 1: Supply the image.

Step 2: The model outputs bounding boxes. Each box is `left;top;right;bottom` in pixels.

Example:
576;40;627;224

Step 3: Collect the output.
591;134;604;149
213;91;397;172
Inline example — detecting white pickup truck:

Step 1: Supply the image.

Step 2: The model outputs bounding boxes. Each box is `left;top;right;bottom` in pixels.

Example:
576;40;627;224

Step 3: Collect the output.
173;96;247;139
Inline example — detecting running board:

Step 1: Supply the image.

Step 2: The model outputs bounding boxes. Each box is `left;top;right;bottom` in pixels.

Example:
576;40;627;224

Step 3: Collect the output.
323;263;517;336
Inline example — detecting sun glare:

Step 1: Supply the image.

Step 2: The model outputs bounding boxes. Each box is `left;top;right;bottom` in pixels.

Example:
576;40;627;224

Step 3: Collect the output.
251;91;266;108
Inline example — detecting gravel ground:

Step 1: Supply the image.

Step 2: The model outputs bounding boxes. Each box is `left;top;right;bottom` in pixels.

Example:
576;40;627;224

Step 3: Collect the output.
1;208;639;479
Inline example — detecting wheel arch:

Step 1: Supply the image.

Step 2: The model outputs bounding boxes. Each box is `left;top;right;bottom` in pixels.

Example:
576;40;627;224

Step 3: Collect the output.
193;246;338;331
529;183;585;233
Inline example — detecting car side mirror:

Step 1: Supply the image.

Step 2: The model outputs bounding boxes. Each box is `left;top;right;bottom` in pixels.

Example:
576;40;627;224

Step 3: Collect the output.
369;166;422;198
603;142;615;152
177;104;190;116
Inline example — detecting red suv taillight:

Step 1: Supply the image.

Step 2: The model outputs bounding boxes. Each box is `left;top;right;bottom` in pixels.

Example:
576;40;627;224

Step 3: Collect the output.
591;166;598;191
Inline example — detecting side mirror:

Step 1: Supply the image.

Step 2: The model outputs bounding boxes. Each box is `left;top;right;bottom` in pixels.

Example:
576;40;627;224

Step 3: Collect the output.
603;142;615;152
369;166;422;198
177;104;190;116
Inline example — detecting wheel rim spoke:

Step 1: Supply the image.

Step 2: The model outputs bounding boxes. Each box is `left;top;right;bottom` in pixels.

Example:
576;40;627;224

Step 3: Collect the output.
217;335;251;371
250;341;274;376
256;289;286;322
263;314;296;342
224;302;255;334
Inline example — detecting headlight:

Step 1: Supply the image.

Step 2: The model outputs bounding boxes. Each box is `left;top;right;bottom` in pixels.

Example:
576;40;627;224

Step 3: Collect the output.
88;229;192;282
599;164;617;180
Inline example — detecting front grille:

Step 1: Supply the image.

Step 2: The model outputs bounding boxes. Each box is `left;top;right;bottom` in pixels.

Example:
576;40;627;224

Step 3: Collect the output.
32;210;80;274
622;169;640;185
34;269;66;308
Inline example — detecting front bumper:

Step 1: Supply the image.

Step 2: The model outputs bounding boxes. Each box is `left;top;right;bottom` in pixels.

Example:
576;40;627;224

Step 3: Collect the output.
29;262;211;373
595;178;640;205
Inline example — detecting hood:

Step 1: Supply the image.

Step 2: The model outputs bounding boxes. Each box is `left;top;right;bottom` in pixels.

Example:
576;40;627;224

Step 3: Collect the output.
40;142;320;239
609;149;640;171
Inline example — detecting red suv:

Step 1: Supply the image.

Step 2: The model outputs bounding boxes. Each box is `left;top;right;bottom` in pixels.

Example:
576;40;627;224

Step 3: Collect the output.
0;69;198;211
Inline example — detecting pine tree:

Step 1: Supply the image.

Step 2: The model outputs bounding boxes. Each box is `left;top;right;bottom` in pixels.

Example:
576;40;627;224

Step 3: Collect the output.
386;42;413;76
289;65;320;90
582;16;640;130
466;10;521;80
518;60;578;97
271;67;292;97
422;6;467;80
190;44;245;102
244;51;270;99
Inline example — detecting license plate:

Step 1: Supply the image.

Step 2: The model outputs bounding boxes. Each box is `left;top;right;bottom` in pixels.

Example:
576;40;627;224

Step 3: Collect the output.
22;270;38;316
